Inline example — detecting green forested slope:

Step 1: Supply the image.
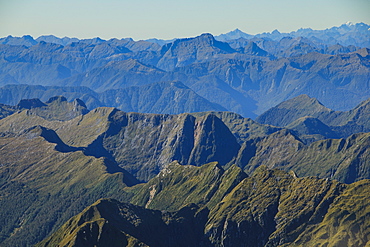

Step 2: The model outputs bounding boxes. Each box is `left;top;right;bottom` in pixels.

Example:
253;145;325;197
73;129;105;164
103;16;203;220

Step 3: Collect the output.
0;127;136;246
37;166;370;247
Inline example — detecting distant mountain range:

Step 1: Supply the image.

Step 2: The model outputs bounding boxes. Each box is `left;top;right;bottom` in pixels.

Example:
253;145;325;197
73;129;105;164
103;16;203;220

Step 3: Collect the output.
216;22;370;48
0;22;369;118
0;82;226;115
2;22;369;47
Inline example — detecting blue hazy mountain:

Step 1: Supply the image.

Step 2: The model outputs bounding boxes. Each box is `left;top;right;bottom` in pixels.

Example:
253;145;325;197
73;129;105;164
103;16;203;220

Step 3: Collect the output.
0;82;226;115
216;22;370;47
0;23;369;118
216;28;253;41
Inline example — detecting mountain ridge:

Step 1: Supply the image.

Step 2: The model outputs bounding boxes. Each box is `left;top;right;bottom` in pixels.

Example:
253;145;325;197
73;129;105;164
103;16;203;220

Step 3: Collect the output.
2;22;368;47
37;167;370;247
1;27;369;117
0;94;369;246
0;82;226;115
256;94;370;139
0;22;369;245
1;95;369;183
216;22;370;47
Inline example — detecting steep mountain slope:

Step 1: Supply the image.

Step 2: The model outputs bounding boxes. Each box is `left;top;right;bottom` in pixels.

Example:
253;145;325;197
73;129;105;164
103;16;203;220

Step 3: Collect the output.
37;167;370;247
0;127;137;246
0;81;226;114
242;41;270;57
19;95;89;120
37;199;211;247
0;95;369;246
256;94;334;127
0;82;225;115
243;130;370;184
206;168;370;247
329;97;370;128
98;81;226;114
256;95;370;138
0;102;281;182
128;162;247;211
237;129;305;173
0;95;89;121
285;116;339;143
0;97;368;184
188;46;367;115
0;84;102;109
0;24;369;246
94;111;242;181
63;59;166;92
280;132;370;184
156;33;236;71
170;50;370;114
0;103;17;119
192;111;281;143
67;109;280;181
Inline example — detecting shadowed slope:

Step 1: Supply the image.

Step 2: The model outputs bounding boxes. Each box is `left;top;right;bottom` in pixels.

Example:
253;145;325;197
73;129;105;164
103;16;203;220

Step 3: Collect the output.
0;126;137;246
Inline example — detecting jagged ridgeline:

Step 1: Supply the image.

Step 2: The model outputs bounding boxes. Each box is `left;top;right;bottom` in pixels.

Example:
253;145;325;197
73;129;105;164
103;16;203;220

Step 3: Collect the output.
37;166;370;247
0;23;369;246
1;23;370;118
1;95;369;182
0;95;369;246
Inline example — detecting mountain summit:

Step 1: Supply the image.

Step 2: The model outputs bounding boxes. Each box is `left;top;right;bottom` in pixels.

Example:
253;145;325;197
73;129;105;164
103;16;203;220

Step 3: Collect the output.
157;33;236;70
216;28;253;41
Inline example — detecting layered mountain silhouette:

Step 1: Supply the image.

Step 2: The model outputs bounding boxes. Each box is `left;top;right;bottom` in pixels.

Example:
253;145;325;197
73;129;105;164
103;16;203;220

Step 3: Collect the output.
256;94;370;140
0;23;369;246
1;23;369;117
216;22;370;48
0;95;88;120
0;82;226;115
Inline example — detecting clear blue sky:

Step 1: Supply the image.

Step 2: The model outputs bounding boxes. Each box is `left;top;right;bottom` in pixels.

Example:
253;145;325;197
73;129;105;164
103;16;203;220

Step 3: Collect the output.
1;0;369;40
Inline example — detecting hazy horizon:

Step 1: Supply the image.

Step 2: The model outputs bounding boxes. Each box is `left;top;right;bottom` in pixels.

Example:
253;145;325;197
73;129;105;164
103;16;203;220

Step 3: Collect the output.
2;21;369;42
1;0;369;40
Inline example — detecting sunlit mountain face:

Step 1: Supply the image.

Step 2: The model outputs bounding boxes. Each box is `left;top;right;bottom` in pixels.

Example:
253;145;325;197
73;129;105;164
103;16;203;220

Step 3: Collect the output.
0;23;369;247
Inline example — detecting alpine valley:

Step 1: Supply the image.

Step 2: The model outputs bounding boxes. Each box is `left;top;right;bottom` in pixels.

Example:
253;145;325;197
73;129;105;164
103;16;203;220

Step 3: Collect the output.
0;23;369;247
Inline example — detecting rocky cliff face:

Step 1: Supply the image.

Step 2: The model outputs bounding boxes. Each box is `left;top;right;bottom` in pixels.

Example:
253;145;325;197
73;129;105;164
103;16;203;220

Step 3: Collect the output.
94;110;241;181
